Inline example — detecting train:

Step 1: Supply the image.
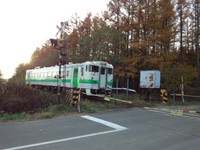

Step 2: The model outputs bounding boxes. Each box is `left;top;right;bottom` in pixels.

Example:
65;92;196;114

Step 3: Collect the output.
25;61;113;95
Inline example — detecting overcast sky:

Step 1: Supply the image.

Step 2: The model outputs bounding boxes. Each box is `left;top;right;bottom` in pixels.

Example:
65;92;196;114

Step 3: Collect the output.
0;0;109;79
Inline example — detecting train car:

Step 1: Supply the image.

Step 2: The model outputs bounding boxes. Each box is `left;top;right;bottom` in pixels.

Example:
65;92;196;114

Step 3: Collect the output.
25;61;113;95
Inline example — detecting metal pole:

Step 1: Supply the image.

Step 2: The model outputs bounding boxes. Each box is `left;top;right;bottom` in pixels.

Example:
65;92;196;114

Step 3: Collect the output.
173;91;175;102
181;76;185;104
53;21;69;104
77;88;81;113
116;79;118;95
58;49;62;103
126;78;129;99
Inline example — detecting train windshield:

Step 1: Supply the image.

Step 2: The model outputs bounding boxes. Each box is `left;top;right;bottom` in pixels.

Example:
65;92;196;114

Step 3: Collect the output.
89;65;99;72
101;68;105;75
107;68;113;74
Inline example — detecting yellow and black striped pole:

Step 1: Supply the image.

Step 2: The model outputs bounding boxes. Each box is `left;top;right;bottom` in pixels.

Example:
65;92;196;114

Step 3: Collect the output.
68;88;81;112
160;89;168;103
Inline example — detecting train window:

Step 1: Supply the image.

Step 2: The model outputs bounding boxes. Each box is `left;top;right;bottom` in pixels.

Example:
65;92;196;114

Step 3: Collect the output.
81;67;84;76
39;72;42;78
89;65;99;72
62;71;66;78
41;73;44;78
107;68;113;74
66;71;69;77
37;73;39;78
51;72;54;77
52;72;56;77
47;72;51;77
86;66;88;72
101;68;105;75
44;72;47;78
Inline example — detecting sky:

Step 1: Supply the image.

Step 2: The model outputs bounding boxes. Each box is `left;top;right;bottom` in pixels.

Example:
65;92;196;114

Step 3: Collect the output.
0;0;109;79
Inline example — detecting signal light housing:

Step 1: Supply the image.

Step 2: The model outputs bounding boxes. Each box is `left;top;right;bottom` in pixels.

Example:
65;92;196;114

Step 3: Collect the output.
60;52;66;56
50;39;58;47
60;60;66;65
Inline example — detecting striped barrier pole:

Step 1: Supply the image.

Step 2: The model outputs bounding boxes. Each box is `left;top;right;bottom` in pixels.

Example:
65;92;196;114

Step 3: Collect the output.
170;94;200;98
67;88;81;112
160;89;168;103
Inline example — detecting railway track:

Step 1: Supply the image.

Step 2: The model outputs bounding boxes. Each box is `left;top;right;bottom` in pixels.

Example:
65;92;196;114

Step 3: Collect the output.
82;95;134;108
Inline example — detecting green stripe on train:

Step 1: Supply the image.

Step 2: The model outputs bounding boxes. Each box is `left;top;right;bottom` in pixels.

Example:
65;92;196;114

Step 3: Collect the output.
26;79;112;85
80;79;112;85
26;79;71;82
62;79;71;82
80;79;99;84
107;81;113;85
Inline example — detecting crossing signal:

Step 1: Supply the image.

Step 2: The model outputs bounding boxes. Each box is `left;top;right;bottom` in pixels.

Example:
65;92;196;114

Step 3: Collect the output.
160;89;168;103
50;39;66;50
50;39;58;47
59;51;66;65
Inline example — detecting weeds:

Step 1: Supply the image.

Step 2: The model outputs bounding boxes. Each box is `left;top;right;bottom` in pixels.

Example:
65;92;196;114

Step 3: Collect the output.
0;83;58;113
0;101;123;122
40;112;55;119
0;112;27;122
81;101;121;113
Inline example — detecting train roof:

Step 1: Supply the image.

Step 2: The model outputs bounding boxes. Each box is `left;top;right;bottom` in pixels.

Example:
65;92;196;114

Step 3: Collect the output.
26;61;113;72
84;61;113;68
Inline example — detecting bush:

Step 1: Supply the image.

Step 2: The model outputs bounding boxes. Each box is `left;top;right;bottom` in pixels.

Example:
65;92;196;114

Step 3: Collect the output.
0;83;59;113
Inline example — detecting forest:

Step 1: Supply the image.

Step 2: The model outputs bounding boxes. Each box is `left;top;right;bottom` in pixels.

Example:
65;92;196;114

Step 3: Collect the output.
8;0;200;93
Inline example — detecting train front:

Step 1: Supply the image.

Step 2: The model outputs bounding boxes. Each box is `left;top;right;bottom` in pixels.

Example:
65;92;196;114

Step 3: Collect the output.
83;61;113;96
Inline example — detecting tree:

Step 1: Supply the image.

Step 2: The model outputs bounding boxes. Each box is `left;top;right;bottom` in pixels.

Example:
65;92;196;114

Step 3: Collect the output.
29;41;58;68
194;0;200;86
8;63;30;84
176;0;190;55
0;70;5;85
10;0;199;90
76;13;93;62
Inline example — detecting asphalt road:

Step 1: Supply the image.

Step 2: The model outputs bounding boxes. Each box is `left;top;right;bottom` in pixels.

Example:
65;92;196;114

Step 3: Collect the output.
1;107;200;150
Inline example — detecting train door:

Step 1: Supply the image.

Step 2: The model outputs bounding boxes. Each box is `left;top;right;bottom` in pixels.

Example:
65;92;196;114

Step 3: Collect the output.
99;67;107;89
73;67;78;88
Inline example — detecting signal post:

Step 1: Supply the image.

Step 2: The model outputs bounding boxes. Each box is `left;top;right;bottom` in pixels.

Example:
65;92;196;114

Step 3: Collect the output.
50;39;67;103
50;21;69;103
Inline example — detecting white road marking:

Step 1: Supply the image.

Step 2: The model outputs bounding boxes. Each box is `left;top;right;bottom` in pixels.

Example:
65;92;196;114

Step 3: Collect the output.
3;115;127;150
81;115;127;131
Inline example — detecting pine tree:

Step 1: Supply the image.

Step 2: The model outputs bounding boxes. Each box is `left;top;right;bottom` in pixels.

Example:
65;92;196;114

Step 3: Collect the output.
194;0;200;86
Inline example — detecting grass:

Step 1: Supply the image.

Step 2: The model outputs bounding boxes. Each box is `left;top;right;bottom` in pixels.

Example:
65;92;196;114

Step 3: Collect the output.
111;93;158;107
0;100;123;122
0;112;28;122
165;98;200;106
81;101;122;113
2;93;199;122
111;93;200;107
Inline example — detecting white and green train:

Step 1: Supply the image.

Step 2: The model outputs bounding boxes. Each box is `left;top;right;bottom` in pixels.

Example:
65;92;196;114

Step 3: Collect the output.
25;61;113;95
